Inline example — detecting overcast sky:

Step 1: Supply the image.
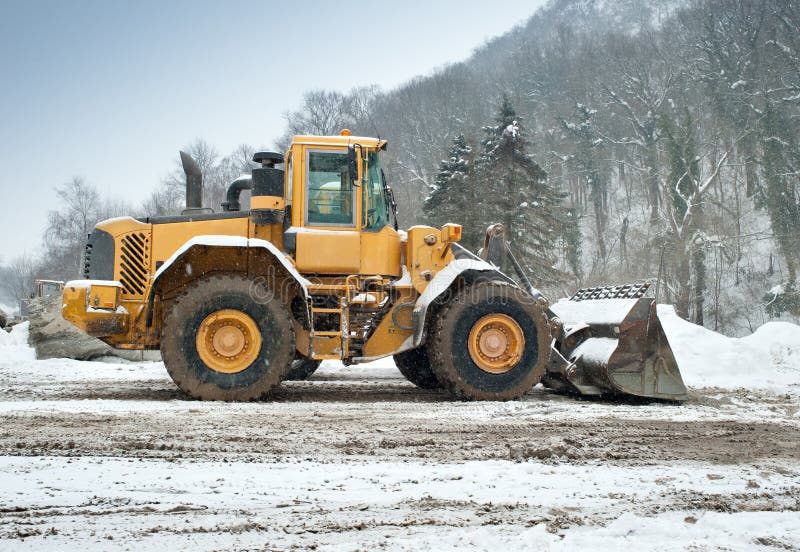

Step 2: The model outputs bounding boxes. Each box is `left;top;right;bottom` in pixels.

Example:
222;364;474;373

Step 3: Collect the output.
0;0;544;259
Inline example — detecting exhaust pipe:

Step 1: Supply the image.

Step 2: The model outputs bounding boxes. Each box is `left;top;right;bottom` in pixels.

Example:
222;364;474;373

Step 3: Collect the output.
180;151;203;212
221;175;252;212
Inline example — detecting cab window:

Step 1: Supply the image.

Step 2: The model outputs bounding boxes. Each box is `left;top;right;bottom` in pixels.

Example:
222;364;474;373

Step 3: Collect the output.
364;151;388;230
306;150;355;226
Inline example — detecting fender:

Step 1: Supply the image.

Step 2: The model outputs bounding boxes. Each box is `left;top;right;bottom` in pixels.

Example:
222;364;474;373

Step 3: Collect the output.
146;235;310;326
410;258;515;347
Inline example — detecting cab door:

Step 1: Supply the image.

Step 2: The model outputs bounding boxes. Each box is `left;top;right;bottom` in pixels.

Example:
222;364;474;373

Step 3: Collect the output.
293;148;361;274
359;151;401;277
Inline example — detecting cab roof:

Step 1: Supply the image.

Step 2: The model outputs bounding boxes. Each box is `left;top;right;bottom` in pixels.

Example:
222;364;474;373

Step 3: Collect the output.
290;134;387;150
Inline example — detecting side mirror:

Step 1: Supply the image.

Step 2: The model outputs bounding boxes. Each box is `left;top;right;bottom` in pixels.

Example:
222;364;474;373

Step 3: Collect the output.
348;145;359;185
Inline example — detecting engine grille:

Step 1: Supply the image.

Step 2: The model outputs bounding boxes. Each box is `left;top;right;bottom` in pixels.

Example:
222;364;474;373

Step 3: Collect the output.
119;232;150;296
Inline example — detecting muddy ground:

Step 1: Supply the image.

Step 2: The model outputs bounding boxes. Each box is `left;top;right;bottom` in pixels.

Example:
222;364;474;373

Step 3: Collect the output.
0;360;798;549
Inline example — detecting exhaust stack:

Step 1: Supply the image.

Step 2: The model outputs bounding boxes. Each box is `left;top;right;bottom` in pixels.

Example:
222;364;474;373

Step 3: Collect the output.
180;151;203;212
221;175;252;212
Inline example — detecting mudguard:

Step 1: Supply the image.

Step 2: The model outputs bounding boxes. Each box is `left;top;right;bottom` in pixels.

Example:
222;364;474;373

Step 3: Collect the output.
151;235;310;294
411;258;514;347
146;235;311;326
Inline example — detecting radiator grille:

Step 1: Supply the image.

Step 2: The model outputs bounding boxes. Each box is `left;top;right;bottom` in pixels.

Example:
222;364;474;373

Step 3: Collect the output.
119;232;150;296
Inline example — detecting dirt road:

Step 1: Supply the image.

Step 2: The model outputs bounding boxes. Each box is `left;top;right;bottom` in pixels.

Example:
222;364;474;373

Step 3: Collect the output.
1;359;798;550
1;366;799;465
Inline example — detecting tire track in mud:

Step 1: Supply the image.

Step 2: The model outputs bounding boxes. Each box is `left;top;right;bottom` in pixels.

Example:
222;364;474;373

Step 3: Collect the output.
1;405;798;466
1;370;798;466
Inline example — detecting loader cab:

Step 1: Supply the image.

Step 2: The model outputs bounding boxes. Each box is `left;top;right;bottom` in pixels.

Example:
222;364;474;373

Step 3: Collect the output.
286;134;401;277
301;145;393;230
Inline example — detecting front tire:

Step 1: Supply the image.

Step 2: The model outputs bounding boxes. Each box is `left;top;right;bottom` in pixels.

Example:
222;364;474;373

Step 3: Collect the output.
160;274;295;401
429;281;549;401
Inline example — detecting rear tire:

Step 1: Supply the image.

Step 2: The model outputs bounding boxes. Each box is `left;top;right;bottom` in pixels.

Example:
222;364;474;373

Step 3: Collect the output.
429;281;550;401
285;358;322;381
394;346;441;390
160;274;295;401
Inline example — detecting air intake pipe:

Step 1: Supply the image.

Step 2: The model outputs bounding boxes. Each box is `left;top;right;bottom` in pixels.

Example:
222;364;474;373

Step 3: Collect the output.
250;151;285;225
221;175;252;212
180;151;203;212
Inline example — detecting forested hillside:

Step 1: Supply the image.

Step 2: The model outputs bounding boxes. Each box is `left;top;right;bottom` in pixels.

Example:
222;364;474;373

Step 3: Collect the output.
2;0;798;336
280;0;800;334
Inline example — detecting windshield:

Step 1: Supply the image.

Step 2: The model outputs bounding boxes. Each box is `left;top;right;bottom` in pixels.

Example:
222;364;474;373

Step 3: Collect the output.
364;151;389;230
306;150;355;226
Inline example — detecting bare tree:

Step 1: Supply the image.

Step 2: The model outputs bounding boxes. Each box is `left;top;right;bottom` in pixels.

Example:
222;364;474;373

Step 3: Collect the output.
0;253;36;304
155;139;220;215
40;177;131;279
660;107;737;322
277;86;381;150
43;177;102;277
600;32;675;225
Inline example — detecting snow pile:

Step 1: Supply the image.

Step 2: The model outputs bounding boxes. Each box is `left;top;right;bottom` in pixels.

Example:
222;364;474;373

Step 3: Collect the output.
551;297;640;325
0;322;164;385
0;321;36;363
658;305;800;391
316;357;400;379
0;302;18;317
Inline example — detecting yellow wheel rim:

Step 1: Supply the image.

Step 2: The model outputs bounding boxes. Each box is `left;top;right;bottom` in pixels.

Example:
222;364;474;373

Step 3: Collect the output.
195;309;261;374
467;313;525;374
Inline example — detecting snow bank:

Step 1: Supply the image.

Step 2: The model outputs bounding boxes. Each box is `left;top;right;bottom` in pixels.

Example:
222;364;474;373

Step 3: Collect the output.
0;322;163;384
658;305;800;391
0;322;36;363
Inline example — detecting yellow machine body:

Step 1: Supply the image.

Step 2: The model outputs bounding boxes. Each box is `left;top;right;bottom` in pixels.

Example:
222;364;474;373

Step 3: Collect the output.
62;133;686;402
63;134;463;362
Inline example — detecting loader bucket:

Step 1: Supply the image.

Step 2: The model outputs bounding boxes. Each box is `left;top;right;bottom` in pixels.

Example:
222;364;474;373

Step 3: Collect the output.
545;283;688;401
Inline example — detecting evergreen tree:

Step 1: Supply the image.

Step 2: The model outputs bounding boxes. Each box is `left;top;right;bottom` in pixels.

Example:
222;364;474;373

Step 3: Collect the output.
560;103;607;265
476;95;569;285
423;134;475;246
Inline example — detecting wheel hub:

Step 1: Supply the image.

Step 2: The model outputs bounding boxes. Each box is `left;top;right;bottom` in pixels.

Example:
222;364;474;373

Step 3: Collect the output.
212;326;246;356
196;309;261;374
468;314;525;374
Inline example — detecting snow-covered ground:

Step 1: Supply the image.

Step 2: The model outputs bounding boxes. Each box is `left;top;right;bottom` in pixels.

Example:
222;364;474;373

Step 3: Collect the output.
3;456;798;550
0;314;798;550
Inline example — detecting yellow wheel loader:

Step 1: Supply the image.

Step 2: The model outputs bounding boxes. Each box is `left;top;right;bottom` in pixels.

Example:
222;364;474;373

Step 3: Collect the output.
62;132;687;401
